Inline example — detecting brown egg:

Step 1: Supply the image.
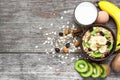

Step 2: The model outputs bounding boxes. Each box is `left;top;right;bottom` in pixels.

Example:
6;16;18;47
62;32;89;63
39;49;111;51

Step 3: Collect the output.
96;11;109;24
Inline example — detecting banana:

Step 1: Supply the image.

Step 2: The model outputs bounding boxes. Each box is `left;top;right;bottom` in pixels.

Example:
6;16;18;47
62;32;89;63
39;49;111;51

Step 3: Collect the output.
90;43;97;51
98;1;120;51
97;36;107;45
98;1;120;50
99;45;107;53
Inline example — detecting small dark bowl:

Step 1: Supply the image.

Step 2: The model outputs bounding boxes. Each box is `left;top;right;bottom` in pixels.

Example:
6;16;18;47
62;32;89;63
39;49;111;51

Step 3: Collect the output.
80;24;116;61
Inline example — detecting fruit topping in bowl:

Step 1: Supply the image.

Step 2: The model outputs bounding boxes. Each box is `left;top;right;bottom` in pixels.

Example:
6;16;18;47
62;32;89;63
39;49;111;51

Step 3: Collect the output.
82;26;114;58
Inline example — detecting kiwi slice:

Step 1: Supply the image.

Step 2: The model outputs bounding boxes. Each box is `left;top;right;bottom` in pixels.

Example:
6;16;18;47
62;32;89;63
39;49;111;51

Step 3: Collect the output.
74;60;88;73
108;43;113;51
100;64;110;78
80;62;93;77
90;52;103;58
92;63;101;78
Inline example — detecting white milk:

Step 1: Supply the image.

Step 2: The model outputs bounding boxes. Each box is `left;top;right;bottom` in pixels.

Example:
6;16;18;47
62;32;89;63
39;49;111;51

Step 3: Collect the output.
75;2;98;25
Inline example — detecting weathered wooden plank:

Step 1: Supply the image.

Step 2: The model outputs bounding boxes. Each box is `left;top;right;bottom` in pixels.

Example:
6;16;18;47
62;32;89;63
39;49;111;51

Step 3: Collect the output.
0;53;119;80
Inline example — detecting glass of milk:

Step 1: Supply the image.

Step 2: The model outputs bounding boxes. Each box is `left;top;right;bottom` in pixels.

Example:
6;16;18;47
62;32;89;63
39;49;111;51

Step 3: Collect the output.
74;2;98;26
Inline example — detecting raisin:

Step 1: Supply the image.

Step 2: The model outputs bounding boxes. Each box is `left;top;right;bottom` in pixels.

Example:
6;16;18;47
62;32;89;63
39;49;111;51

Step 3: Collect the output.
55;48;60;53
99;31;104;36
89;27;93;32
88;48;92;51
65;43;70;48
59;32;63;36
106;41;111;46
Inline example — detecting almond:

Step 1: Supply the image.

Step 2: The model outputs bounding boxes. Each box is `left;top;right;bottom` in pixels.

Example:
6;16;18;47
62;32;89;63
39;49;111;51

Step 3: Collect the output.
63;46;69;53
64;28;70;35
74;41;80;47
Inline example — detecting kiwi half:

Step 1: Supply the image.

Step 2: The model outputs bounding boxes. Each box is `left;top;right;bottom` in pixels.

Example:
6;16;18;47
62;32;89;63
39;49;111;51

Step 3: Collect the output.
100;64;110;78
90;52;103;58
80;62;93;77
74;60;88;73
92;63;101;78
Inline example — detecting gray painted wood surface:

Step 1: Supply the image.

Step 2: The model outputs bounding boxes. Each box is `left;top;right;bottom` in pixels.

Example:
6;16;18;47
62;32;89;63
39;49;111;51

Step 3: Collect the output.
0;0;120;80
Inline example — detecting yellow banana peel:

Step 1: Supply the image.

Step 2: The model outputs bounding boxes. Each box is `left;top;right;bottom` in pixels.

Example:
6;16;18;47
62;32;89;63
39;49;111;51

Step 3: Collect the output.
98;1;120;51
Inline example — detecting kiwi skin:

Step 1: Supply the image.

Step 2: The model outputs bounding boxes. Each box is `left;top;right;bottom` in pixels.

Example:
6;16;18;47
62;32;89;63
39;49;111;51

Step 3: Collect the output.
91;63;101;78
100;64;110;78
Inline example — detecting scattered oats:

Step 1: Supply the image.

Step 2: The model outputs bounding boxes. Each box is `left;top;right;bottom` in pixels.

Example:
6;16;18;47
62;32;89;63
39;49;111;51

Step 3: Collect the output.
53;32;57;35
45;33;49;35
43;41;47;44
39;27;42;30
52;51;55;54
61;16;63;19
67;21;70;24
71;24;75;30
59;37;64;40
47;37;51;40
35;45;38;48
48;66;53;69
58;54;61;58
60;61;66;64
64;56;68;59
71;57;75;61
61;55;64;59
70;43;74;46
66;25;69;28
46;51;49;54
67;34;73;38
50;23;53;26
50;49;54;52
62;25;65;28
66;54;69;56
64;11;67;14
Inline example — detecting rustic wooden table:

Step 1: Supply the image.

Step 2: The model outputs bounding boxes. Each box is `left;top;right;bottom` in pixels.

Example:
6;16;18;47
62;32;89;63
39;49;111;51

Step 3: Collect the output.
0;0;120;80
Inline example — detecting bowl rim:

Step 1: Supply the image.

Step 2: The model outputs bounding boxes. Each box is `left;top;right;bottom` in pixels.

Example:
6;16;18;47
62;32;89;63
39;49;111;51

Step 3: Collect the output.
80;24;116;61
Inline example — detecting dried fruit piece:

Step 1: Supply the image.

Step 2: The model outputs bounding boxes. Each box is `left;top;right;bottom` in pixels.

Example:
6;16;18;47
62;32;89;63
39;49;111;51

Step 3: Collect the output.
64;28;70;35
74;41;80;47
63;46;69;53
65;43;70;48
55;48;60;53
99;31;104;36
59;32;63;36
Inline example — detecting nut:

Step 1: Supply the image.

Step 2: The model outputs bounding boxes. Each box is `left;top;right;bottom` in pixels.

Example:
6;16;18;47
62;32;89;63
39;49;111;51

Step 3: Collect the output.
74;41;80;47
64;28;70;35
72;28;83;37
63;46;69;53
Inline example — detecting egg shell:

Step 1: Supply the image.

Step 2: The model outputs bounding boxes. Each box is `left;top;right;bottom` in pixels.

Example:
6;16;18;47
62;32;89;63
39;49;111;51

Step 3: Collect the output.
96;11;109;24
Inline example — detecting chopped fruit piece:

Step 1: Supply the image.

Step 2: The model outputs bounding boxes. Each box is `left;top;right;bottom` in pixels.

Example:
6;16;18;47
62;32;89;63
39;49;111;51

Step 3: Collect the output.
65;43;70;48
64;28;70;35
80;62;93;77
63;46;69;53
74;60;88;73
55;48;60;53
91;63;101;78
100;64;110;78
74;41;80;47
59;32;63;36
